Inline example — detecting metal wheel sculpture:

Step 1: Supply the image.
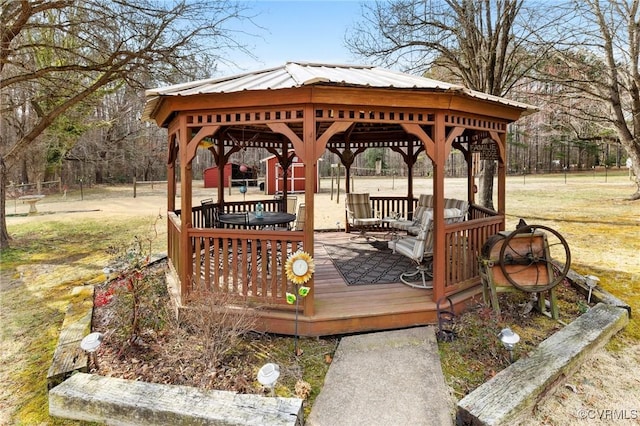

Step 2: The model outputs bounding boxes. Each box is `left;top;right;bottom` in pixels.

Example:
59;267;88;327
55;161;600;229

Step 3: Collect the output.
498;224;571;293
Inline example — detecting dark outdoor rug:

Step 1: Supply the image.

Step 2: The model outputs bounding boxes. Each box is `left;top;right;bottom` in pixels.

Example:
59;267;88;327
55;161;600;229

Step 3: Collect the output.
323;240;415;286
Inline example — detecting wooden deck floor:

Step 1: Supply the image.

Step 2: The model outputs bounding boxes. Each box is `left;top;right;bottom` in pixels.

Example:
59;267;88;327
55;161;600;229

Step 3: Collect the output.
257;232;482;336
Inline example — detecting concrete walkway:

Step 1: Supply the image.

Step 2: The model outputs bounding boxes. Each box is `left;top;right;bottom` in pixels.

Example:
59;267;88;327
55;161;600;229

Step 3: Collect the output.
307;326;454;426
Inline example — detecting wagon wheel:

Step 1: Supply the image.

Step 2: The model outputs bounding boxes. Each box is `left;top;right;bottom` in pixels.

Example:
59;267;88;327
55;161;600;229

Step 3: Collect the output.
498;224;571;293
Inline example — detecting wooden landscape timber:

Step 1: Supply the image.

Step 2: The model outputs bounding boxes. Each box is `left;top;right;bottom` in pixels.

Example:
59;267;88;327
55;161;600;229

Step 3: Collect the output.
566;269;631;316
46;286;93;389
49;373;304;426
456;303;630;426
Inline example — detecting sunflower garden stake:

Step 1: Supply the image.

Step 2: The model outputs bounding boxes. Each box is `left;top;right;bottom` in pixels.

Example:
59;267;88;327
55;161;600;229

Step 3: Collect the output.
285;250;315;356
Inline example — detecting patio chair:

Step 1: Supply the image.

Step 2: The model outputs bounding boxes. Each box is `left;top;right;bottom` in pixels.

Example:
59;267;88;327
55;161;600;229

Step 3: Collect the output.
200;199;219;228
388;217;434;289
293;203;305;231
345;193;381;241
286;196;297;215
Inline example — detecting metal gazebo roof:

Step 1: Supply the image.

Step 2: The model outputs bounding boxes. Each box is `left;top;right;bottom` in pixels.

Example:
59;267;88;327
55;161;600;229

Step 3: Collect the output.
143;62;537;121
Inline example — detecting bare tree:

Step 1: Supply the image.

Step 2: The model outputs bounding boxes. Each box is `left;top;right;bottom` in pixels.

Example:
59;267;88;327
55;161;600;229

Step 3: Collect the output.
347;0;566;208
540;0;640;199
0;0;256;248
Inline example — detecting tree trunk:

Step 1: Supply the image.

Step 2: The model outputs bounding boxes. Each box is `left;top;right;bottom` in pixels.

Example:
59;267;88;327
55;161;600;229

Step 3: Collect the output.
0;156;11;249
479;160;496;210
629;156;640;201
20;157;29;184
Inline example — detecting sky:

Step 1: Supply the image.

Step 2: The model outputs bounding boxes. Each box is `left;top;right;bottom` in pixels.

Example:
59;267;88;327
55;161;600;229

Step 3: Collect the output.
217;1;369;75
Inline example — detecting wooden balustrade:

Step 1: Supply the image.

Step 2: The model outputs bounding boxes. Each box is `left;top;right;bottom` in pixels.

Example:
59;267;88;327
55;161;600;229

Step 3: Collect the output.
370;196;417;222
188;228;304;309
444;216;503;294
180;199;287;229
469;203;498;220
225;199;284;213
170;199;500;311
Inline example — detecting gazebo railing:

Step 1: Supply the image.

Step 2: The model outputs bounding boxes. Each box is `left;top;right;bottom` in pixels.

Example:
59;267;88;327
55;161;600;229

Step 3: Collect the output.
189;228;304;309
169;201;501;308
444;215;503;294
178;199;285;229
224;199;283;213
370;196;417;221
170;207;305;309
469;203;498;221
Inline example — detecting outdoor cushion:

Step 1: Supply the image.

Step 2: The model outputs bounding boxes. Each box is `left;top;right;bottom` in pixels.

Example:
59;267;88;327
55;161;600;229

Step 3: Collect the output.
444;208;463;221
353;217;381;226
417;194;433;208
389;218;433;261
389;195;468;235
412;206;428;225
348;194;373;219
345;193;381;239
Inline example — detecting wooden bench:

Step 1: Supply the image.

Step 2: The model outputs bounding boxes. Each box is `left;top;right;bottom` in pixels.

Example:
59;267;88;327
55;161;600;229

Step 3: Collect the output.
456;303;629;425
49;373;304;426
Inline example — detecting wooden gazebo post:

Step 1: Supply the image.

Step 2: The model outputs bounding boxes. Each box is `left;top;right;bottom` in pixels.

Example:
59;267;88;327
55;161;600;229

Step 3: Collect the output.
405;141;414;214
493;131;507;222
167;132;177;212
177;117;193;298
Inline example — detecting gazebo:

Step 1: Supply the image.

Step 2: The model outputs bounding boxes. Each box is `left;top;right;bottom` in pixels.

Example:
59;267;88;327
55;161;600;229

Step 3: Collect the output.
143;62;536;336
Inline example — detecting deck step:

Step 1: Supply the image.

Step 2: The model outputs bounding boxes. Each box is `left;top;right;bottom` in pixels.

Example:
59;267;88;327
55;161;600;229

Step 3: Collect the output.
49;372;303;426
456;303;629;425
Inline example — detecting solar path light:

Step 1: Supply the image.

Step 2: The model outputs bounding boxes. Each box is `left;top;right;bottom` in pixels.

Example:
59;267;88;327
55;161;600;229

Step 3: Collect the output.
257;363;280;396
585;275;600;304
80;332;103;370
498;327;520;363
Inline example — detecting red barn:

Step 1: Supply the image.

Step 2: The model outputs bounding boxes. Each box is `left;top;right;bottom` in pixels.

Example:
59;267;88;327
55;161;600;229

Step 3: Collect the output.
260;152;319;195
203;163;257;188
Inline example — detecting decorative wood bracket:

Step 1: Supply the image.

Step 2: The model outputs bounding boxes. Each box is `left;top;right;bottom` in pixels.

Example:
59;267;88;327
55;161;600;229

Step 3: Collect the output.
402;123;435;160
445;127;465;158
184;125;220;164
489;130;505;163
268;123;306;163
390;145;425;167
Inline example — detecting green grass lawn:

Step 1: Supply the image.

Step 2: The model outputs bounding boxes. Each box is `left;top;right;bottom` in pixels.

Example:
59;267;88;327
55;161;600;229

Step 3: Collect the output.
1;216;165;425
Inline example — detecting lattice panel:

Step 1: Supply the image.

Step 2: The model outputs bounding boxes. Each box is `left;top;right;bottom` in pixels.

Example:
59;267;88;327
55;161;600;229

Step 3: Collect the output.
186;108;305;127
445;114;506;132
314;107;436;124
